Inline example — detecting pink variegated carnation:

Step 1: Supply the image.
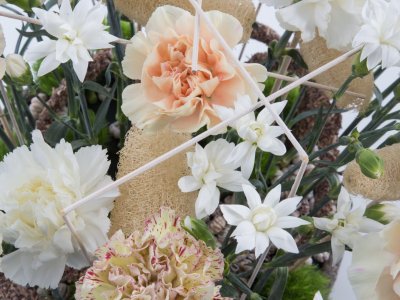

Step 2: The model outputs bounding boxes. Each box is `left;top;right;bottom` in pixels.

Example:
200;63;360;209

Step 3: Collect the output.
121;5;268;133
76;208;226;299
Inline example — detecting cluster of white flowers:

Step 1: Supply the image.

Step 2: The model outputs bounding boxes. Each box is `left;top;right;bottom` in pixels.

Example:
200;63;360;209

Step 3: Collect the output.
0;130;119;288
178;95;307;257
267;0;400;70
179;95;288;217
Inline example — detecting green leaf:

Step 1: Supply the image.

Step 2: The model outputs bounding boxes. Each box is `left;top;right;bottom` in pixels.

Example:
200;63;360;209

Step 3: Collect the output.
267;242;331;268
283;48;308;69
288;108;346;127
71;139;91;150
226;272;253;296
182;217;217;249
0;127;15;151
373;85;384;105
93;98;112;135
44;121;68;146
83;81;113;98
16;28;49;38
253;269;274;293
220;279;240;298
268;267;288;300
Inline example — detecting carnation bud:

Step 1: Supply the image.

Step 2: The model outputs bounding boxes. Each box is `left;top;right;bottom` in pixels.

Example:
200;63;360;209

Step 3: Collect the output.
182;216;217;249
5;54;32;84
250;293;263;300
355;148;384;179
352;53;370;78
366;202;400;224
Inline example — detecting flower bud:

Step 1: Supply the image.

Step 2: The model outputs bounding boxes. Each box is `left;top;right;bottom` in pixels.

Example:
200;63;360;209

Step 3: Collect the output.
366;202;400;224
182;216;217;249
5;54;32;84
352;53;370;78
355;148;384;179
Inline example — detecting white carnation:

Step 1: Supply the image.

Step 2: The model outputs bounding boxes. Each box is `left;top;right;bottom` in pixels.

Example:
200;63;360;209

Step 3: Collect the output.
0;130;119;289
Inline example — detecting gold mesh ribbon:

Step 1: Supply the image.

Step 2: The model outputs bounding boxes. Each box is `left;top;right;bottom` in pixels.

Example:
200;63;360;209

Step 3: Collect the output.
300;36;374;111
110;127;196;236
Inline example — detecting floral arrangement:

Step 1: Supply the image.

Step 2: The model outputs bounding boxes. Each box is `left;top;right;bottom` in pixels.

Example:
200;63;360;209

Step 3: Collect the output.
0;0;398;299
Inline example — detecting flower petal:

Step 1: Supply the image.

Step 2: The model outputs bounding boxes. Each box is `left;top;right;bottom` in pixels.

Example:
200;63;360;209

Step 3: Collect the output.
263;184;282;207
358;218;384;233
37;53;61;77
268;227;299;253
195;183;220;219
274;196;302;217
275;216;309;229
178;176;201;193
235;234;256;254
232;220;256;237
240;144;256;179
255;232;270;258
313;217;338;232
2;249;67;289
331;236;345;265
242;184;262;210
220;204;251;226
257;100;287;125
257;136;286;156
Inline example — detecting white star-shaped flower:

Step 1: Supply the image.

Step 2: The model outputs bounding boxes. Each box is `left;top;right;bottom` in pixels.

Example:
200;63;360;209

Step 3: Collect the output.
215;95;287;179
313;187;383;265
353;0;400;70
221;184;308;257
25;0;117;82
178;139;249;219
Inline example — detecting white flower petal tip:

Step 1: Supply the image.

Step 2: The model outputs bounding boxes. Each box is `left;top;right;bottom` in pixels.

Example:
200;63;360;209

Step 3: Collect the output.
28;0;118;81
222;184;304;256
313;291;323;300
0;130;118;288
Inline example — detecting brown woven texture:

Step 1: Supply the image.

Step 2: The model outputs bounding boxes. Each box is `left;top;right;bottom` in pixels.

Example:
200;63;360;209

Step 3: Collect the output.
113;0;256;42
300;36;374;111
110;127;196;236
343;144;400;201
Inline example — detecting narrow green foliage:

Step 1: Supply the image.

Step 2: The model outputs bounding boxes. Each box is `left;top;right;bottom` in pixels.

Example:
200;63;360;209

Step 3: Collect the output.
262;265;330;300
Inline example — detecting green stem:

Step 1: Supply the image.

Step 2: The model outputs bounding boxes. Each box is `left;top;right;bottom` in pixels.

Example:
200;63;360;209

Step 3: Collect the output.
0;81;24;145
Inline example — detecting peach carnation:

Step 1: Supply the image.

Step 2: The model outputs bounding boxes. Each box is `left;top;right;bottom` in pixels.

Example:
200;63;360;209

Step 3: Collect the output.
122;5;268;133
76;208;226;299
